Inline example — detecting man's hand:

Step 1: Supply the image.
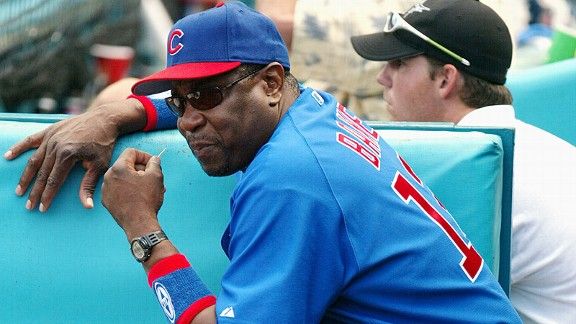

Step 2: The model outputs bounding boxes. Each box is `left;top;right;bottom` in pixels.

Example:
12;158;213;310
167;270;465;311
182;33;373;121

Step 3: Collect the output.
102;148;165;240
3;98;146;212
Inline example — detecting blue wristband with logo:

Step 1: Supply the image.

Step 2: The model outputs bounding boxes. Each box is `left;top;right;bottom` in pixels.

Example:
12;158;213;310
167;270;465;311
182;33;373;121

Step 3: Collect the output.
148;254;216;323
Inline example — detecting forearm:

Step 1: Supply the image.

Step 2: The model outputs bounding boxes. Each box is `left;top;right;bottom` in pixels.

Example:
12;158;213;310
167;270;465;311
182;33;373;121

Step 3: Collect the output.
123;219;216;322
121;221;216;322
142;239;179;273
91;97;148;136
86;77;179;134
145;248;217;323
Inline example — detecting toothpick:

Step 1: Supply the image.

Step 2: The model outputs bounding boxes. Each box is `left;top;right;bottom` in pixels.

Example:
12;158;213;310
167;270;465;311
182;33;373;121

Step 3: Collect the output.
156;147;167;158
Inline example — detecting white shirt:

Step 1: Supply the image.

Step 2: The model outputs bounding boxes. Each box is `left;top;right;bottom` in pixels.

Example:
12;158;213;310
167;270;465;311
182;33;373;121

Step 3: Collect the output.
459;105;576;324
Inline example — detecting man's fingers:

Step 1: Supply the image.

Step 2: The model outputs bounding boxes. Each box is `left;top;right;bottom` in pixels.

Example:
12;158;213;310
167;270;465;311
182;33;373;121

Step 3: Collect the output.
25;152;57;211
145;155;162;173
115;148;153;170
134;149;154;166
38;161;75;212
4;131;45;160
79;167;104;209
16;144;48;196
145;156;164;197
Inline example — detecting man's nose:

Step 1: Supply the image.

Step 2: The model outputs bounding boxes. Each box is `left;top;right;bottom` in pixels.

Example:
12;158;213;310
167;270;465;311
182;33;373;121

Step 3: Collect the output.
177;106;207;133
376;63;392;88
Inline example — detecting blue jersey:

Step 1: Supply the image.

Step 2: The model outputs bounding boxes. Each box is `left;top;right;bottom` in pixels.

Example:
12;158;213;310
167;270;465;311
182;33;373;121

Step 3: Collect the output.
213;86;520;322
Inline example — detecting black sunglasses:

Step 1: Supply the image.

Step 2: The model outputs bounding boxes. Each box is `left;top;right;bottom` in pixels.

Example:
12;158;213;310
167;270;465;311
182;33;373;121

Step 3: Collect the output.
165;67;262;117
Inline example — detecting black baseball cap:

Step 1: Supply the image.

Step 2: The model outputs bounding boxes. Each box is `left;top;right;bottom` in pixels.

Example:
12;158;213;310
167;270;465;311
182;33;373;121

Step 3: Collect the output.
350;0;512;84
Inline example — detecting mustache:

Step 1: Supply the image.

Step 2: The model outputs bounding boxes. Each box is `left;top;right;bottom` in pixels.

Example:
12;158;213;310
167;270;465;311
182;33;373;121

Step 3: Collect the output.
183;133;222;150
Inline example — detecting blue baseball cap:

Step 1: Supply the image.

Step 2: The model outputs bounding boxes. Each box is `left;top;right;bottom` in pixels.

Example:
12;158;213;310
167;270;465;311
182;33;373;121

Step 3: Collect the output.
132;1;290;95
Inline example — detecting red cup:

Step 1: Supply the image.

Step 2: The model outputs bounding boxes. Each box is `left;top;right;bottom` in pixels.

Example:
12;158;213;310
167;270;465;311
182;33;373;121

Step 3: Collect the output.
90;44;135;85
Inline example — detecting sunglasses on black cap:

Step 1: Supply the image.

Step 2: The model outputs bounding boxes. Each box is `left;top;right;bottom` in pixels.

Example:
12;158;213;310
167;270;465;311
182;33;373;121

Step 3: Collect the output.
384;12;470;66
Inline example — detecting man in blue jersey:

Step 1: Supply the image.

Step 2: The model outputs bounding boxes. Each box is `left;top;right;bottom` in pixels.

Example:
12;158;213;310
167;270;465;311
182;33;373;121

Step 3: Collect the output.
4;1;521;322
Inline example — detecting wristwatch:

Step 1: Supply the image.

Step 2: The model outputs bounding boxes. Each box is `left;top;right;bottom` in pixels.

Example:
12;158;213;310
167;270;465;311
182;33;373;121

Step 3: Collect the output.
130;230;168;262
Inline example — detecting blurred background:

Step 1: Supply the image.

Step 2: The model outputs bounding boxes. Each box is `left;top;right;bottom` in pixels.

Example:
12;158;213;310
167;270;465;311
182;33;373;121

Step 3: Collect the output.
0;0;574;118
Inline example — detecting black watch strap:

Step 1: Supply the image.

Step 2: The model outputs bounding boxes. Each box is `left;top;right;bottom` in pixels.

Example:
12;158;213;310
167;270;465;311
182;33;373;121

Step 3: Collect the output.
142;230;168;246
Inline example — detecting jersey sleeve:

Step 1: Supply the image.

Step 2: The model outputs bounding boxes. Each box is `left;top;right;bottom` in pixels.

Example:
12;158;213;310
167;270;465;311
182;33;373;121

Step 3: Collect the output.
128;94;177;131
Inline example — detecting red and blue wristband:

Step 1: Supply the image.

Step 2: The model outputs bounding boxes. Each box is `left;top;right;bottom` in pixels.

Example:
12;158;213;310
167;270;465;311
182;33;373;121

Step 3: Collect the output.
148;254;216;323
128;94;178;131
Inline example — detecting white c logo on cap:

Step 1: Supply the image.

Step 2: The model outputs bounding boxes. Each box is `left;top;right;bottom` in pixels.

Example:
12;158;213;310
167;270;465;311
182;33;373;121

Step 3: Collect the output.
168;29;184;55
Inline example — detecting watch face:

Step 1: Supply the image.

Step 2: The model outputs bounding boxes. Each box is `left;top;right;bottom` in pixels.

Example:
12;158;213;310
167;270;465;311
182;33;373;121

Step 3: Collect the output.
131;240;146;259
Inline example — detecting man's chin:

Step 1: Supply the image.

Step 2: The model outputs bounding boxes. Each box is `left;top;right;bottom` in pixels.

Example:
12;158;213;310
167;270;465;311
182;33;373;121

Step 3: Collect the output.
199;160;235;177
201;165;228;177
384;105;400;121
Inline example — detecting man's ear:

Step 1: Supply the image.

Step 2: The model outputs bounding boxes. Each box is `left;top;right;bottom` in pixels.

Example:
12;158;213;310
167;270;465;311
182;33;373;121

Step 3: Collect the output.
437;64;460;99
261;63;285;106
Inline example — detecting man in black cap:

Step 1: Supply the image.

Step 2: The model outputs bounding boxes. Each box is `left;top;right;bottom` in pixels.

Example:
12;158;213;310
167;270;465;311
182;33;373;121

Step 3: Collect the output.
351;0;576;322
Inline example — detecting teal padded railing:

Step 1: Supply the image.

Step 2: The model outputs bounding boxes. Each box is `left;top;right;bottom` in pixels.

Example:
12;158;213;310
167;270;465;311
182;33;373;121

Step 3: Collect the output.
0;114;513;322
507;58;576;146
371;122;515;295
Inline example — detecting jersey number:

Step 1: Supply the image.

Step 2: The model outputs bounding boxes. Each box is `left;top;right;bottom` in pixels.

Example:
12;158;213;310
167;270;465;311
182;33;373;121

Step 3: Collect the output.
392;156;483;282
